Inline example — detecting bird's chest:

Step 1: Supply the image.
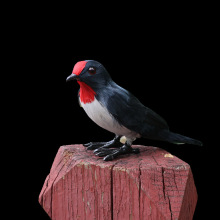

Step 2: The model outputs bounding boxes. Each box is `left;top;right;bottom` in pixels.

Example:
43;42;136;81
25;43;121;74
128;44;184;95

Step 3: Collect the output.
80;98;116;129
79;96;140;139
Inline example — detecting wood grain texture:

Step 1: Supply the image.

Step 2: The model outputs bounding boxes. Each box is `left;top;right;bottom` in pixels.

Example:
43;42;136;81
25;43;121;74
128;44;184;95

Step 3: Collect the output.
39;145;197;220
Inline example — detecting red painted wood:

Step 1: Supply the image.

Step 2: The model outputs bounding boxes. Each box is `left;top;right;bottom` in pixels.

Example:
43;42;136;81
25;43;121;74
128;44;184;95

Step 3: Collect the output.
39;145;197;220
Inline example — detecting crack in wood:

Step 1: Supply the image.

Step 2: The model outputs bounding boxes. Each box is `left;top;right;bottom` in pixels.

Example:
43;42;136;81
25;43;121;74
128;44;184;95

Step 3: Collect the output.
139;160;142;219
161;167;166;200
167;195;173;220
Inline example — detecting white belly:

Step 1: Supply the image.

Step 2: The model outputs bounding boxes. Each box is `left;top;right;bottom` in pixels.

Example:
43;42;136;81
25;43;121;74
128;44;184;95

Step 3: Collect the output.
80;98;139;139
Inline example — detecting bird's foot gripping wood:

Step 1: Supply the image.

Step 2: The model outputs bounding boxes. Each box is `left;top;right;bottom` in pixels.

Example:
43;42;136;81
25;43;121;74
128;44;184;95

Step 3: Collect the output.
83;135;123;150
95;143;140;161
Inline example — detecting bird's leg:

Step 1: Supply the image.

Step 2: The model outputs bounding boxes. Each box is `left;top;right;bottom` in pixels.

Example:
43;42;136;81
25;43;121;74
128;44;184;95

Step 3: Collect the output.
95;138;140;161
83;135;123;150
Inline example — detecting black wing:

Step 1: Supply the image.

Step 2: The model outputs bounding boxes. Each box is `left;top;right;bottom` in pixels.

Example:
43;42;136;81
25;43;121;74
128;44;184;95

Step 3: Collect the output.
96;82;169;138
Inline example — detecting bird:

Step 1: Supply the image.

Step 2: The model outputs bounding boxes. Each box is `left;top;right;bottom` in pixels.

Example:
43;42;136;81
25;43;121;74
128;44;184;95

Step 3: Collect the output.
66;60;203;161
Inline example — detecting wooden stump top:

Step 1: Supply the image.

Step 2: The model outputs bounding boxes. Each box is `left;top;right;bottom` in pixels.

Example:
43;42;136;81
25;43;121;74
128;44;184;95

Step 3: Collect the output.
39;145;197;220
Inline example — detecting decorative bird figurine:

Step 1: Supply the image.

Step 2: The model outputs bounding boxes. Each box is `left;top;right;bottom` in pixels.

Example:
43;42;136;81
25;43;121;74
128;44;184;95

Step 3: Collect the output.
66;60;202;161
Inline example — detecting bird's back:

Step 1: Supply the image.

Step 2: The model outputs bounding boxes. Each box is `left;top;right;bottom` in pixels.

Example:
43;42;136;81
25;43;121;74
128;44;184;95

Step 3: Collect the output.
95;81;169;139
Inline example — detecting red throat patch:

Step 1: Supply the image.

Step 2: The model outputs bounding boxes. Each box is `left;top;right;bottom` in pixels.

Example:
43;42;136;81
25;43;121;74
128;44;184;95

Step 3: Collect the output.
72;61;87;75
78;81;96;104
73;60;96;103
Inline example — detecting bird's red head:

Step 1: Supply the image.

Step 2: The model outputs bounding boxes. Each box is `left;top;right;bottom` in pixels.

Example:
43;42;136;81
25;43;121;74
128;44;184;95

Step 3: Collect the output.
72;61;87;75
69;60;95;104
67;60;112;104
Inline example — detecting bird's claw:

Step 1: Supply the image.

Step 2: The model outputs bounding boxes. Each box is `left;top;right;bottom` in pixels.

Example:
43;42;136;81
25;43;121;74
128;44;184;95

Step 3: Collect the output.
83;142;107;150
94;148;118;157
83;136;123;151
103;154;115;161
84;137;140;161
95;145;140;161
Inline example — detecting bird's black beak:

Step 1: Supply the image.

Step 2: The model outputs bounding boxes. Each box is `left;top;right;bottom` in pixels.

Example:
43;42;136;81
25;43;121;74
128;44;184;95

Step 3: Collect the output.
66;74;78;82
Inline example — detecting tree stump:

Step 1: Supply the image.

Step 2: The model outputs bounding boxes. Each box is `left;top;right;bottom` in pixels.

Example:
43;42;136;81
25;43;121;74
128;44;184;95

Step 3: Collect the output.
39;145;197;220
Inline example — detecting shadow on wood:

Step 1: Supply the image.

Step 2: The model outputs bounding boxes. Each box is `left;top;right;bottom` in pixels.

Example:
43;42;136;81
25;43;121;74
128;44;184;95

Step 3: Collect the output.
39;145;197;220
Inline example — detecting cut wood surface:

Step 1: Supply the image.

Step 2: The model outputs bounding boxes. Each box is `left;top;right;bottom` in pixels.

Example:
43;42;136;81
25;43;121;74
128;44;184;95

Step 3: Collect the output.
39;144;197;220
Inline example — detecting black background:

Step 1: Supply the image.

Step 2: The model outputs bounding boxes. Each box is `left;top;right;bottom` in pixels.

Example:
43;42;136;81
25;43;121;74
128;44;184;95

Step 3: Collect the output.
7;5;216;220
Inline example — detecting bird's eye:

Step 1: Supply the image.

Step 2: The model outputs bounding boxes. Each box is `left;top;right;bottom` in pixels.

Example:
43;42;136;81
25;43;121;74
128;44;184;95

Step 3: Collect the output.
88;67;96;75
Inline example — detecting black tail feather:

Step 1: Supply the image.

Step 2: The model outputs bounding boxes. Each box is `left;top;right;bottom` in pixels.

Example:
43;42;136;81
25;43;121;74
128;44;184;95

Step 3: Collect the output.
161;130;203;146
